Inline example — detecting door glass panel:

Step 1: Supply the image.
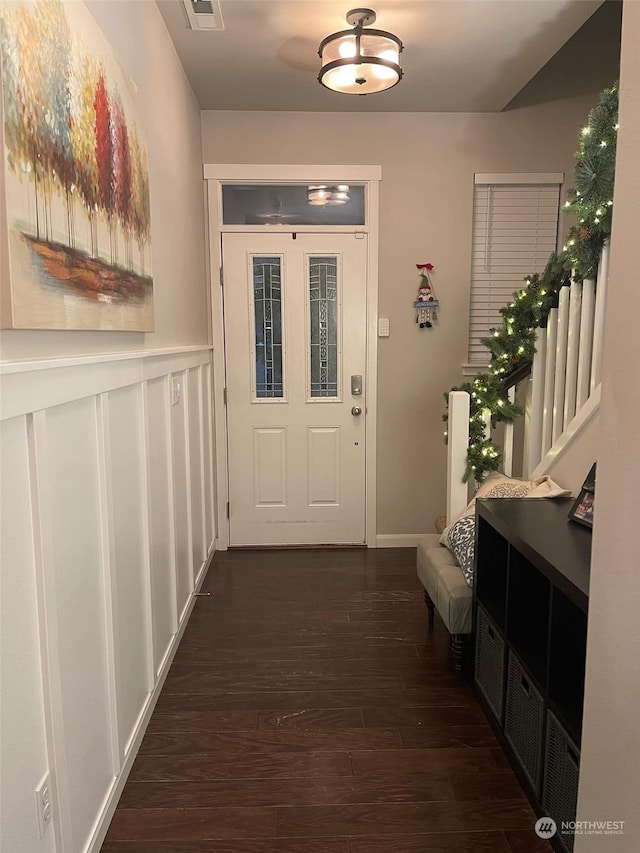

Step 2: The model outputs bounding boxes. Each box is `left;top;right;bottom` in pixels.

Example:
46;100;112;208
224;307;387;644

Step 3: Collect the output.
223;184;365;226
253;256;283;399
309;256;339;398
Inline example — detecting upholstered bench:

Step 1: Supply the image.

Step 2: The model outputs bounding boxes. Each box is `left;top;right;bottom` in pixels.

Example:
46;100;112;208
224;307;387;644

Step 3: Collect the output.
416;473;571;674
416;534;472;672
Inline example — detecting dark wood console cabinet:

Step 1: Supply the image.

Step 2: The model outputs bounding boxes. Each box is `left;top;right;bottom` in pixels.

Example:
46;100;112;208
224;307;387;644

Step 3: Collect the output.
473;498;591;853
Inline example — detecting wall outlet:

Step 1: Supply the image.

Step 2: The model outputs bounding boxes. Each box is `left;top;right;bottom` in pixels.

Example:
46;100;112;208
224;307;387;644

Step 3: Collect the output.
35;773;52;838
172;376;183;406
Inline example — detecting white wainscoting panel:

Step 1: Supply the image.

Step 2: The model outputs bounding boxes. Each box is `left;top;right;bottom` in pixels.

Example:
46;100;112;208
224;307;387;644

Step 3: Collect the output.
0;416;56;853
43;398;116;852
106;385;153;756
145;376;178;674
0;346;215;853
188;366;205;578
201;362;215;549
171;370;193;621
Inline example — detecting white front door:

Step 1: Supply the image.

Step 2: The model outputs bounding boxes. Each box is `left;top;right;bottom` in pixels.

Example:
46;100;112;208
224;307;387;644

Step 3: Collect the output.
223;232;367;546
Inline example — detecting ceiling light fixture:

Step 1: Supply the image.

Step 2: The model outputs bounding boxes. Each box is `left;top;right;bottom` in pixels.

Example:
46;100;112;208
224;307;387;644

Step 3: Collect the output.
318;8;403;95
307;185;351;206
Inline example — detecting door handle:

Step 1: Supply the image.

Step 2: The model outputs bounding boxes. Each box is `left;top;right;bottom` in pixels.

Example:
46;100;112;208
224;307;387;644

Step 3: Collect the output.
351;406;362;416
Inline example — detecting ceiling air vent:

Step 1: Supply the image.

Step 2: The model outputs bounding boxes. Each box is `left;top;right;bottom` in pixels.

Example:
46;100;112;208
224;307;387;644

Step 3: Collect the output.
181;0;224;31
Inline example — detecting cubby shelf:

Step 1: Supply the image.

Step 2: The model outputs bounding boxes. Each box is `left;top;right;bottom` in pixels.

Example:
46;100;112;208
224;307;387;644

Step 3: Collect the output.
473;498;591;853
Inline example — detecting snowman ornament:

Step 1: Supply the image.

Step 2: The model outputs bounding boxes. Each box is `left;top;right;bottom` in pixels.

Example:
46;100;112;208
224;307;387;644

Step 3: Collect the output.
414;263;439;328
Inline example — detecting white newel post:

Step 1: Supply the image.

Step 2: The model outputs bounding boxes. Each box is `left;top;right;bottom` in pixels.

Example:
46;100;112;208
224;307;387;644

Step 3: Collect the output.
446;391;470;526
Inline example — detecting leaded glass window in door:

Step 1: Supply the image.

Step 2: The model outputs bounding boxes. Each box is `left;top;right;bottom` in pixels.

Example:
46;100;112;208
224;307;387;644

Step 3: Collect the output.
253;256;283;399
309;256;339;398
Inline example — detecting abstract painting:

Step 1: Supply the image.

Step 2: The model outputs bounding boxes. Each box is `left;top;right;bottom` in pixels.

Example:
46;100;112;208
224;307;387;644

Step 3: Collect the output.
0;0;154;330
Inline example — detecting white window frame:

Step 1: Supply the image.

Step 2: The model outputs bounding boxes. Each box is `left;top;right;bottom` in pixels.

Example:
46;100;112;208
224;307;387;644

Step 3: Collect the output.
465;172;564;373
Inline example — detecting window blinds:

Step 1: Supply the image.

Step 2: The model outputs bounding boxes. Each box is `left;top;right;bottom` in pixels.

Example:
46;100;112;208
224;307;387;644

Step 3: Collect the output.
468;177;561;365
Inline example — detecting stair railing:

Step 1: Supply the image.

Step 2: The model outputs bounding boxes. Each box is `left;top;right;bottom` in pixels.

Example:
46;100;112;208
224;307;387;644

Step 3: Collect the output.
525;241;608;477
446;240;608;523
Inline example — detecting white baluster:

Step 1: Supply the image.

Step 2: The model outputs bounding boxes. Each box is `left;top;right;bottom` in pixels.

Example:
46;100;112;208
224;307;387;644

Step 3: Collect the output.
503;386;516;477
576;278;595;409
541;307;558;455
446;391;470;526
591;241;610;391
552;287;570;443
563;279;582;427
525;326;546;476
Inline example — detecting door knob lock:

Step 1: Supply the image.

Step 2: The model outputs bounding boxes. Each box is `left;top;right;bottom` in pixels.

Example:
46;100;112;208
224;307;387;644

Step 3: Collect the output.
351;406;362;416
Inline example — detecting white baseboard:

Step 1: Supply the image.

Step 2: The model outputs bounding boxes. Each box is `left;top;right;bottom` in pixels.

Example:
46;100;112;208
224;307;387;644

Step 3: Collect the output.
375;533;426;548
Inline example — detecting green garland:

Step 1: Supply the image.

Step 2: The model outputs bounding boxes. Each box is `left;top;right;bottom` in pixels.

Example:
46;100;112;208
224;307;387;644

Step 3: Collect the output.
443;83;618;483
563;83;618;274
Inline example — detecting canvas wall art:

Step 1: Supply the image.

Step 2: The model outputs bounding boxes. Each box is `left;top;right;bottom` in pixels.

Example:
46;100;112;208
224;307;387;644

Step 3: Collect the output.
0;0;154;331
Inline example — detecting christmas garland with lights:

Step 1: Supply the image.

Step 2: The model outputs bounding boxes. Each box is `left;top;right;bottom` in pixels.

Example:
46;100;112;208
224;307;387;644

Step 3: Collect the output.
444;82;618;483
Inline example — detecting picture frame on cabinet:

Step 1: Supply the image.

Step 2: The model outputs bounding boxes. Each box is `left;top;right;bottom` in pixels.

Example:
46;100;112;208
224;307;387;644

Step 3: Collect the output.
568;463;596;529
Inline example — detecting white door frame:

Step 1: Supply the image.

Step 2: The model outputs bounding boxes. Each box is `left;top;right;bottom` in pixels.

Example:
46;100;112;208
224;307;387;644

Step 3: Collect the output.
204;164;381;550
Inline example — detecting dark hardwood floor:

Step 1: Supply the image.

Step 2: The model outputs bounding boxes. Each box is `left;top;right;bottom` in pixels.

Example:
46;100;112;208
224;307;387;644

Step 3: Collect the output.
101;548;552;852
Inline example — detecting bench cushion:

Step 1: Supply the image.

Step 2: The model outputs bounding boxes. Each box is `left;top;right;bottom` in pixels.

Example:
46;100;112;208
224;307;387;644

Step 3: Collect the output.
416;534;472;635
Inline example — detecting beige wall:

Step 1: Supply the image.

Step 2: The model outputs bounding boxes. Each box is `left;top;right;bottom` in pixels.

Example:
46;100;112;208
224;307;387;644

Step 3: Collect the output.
0;0;209;361
202;96;603;534
576;2;640;848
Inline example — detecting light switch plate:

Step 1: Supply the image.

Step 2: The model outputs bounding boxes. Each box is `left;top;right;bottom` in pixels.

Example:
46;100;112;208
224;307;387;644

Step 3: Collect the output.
378;318;390;337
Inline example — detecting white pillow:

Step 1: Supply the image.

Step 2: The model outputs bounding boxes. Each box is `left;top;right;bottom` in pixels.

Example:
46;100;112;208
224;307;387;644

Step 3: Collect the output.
528;476;573;499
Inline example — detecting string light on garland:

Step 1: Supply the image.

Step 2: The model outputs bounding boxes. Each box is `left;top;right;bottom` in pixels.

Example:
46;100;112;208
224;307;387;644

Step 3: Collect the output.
442;82;618;482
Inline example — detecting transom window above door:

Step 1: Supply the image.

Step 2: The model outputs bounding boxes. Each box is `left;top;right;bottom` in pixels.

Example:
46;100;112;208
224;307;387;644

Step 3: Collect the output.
221;184;365;226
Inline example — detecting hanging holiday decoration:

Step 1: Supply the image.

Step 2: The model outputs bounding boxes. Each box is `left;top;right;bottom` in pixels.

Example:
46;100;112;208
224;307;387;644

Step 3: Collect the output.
414;263;439;328
442;82;618;482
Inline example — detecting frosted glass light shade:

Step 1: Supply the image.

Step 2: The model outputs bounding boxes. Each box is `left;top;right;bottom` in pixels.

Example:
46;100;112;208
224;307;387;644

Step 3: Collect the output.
318;26;403;95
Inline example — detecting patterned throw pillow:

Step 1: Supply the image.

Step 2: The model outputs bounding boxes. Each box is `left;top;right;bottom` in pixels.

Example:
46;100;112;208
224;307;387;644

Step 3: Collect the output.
440;473;534;545
479;480;532;499
439;473;571;587
443;514;476;585
442;479;530;587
